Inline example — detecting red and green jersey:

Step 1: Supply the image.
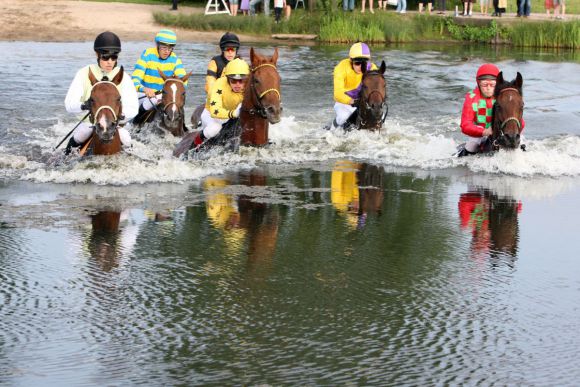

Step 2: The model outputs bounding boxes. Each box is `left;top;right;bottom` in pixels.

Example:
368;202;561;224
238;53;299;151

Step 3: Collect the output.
460;87;495;138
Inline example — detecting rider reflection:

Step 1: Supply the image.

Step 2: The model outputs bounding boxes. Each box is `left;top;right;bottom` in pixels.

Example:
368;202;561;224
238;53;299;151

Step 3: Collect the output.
458;187;522;264
331;160;384;229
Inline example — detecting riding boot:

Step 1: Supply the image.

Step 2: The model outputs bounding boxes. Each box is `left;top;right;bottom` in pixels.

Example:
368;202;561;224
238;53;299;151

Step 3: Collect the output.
64;137;81;155
330;118;343;131
456;147;476;157
132;105;149;126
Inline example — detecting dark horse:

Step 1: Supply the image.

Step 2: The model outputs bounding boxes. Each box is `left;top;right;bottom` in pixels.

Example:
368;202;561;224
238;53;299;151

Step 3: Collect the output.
80;67;125;156
343;61;388;131
133;69;192;137
173;48;282;157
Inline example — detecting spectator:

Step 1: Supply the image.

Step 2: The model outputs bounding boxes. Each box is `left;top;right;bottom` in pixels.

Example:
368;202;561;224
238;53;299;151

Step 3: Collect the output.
462;0;473;15
240;0;250;14
419;0;433;14
479;0;489;15
396;0;406;13
229;0;239;15
343;0;355;11
361;0;374;13
554;0;565;19
274;0;285;22
492;0;506;16
518;0;530;17
545;0;554;17
250;0;270;16
286;0;296;19
437;0;447;14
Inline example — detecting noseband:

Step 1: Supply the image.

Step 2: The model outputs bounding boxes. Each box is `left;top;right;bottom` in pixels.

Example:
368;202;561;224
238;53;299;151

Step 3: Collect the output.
90;81;122;128
492;87;522;149
246;63;281;119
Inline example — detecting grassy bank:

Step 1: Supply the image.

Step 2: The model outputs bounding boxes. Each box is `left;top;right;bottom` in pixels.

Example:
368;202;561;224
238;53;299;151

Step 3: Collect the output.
154;11;580;48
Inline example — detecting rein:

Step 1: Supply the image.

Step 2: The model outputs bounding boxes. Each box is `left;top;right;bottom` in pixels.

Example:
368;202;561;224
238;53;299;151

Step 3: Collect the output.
492;87;522;149
246;63;281;119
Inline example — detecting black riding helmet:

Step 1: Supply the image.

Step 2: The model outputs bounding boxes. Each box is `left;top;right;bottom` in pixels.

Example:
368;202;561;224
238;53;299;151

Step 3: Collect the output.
94;31;122;55
219;32;240;51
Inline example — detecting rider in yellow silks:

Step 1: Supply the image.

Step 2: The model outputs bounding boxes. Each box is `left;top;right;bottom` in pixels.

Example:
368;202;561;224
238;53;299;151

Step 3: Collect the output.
330;42;378;130
331;160;362;229
192;58;250;148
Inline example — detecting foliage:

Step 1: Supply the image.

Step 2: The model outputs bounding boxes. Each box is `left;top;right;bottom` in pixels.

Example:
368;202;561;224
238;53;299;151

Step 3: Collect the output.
445;18;499;43
509;20;580;49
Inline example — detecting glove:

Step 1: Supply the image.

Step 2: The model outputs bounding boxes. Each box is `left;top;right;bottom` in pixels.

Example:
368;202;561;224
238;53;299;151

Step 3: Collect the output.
350;98;359;106
233;103;242;118
80;100;92;111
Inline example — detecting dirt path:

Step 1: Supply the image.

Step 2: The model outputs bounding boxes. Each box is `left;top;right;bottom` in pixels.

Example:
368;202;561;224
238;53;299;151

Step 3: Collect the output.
0;0;270;43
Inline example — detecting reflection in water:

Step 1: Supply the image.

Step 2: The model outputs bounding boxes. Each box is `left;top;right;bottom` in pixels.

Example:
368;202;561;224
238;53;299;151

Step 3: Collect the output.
331;160;384;229
458;187;522;266
204;169;280;276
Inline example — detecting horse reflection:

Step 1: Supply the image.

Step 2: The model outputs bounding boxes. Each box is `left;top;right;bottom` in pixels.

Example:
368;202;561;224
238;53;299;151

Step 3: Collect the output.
459;188;522;264
331;160;384;229
89;211;122;272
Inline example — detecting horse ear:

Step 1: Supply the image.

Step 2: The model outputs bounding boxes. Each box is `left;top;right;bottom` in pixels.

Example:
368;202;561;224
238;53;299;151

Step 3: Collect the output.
379;60;386;75
515;72;523;90
271;47;279;65
158;67;168;81
250;47;256;66
111;66;124;85
496;71;504;85
88;68;98;86
181;70;193;83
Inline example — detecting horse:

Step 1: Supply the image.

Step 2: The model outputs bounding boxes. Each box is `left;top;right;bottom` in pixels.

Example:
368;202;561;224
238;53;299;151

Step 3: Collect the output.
81;67;125;156
343;61;388;131
487;71;524;151
174;48;282;157
134;69;192;137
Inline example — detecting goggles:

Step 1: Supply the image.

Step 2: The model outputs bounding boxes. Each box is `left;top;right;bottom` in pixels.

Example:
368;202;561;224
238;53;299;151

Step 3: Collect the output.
223;47;237;53
158;44;175;52
100;54;118;61
479;80;497;88
228;78;245;84
352;59;368;66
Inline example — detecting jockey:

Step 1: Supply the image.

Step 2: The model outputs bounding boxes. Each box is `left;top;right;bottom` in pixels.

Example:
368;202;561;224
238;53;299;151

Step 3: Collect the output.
192;58;250;148
330;42;378;130
131;29;187;124
64;31;138;155
205;32;241;94
458;63;526;156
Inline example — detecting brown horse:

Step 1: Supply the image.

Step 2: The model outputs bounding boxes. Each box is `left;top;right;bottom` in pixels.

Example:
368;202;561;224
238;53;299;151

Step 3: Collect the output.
489;72;524;151
354;61;388;131
174;48;282;156
240;47;282;145
136;70;192;137
82;67;124;156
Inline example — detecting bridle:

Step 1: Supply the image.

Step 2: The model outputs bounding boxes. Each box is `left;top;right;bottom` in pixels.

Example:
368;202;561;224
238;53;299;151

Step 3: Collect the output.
492;87;522;149
245;63;281;119
90;81;122;128
161;78;185;123
358;71;388;130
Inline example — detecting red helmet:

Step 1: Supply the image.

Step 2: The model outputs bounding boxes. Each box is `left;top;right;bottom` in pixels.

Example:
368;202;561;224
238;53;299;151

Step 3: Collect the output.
476;63;500;80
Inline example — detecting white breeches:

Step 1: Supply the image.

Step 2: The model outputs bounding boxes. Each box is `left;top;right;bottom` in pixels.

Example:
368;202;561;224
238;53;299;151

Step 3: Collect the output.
200;108;228;139
334;102;357;126
138;92;162;110
73;122;131;146
465;135;488;153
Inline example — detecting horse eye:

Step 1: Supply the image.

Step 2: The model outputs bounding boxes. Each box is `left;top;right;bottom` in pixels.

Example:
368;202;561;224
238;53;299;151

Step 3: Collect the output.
117;97;122;102
182;92;186;96
162;90;167;94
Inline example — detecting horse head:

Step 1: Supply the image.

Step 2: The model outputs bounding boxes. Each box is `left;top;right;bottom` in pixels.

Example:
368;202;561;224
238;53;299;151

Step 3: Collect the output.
247;47;282;124
358;60;387;131
158;69;192;136
88;67;124;143
492;72;524;150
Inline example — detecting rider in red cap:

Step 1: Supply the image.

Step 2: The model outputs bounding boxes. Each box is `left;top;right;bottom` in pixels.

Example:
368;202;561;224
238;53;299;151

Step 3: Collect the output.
457;63;525;156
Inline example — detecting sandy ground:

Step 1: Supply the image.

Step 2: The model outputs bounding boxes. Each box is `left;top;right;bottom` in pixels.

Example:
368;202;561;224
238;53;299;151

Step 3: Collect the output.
0;0;270;43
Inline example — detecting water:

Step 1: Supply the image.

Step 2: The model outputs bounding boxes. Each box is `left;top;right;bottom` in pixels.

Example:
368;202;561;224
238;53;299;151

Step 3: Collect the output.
1;42;580;385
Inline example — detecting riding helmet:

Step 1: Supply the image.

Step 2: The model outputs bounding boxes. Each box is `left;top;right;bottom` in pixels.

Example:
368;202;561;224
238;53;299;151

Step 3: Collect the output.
476;63;500;80
349;42;371;60
219;32;241;51
223;58;250;80
155;29;177;45
94;31;121;54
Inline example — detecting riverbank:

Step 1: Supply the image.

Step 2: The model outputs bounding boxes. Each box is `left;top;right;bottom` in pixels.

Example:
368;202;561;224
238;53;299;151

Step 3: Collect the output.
0;0;271;43
155;10;580;48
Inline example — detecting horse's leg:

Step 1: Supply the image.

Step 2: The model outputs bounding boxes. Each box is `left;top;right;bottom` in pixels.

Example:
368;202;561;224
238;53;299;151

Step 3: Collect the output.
241;117;269;146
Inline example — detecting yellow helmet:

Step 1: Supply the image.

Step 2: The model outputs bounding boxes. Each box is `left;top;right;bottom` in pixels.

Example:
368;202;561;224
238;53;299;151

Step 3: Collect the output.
223;58;250;80
349;42;371;60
